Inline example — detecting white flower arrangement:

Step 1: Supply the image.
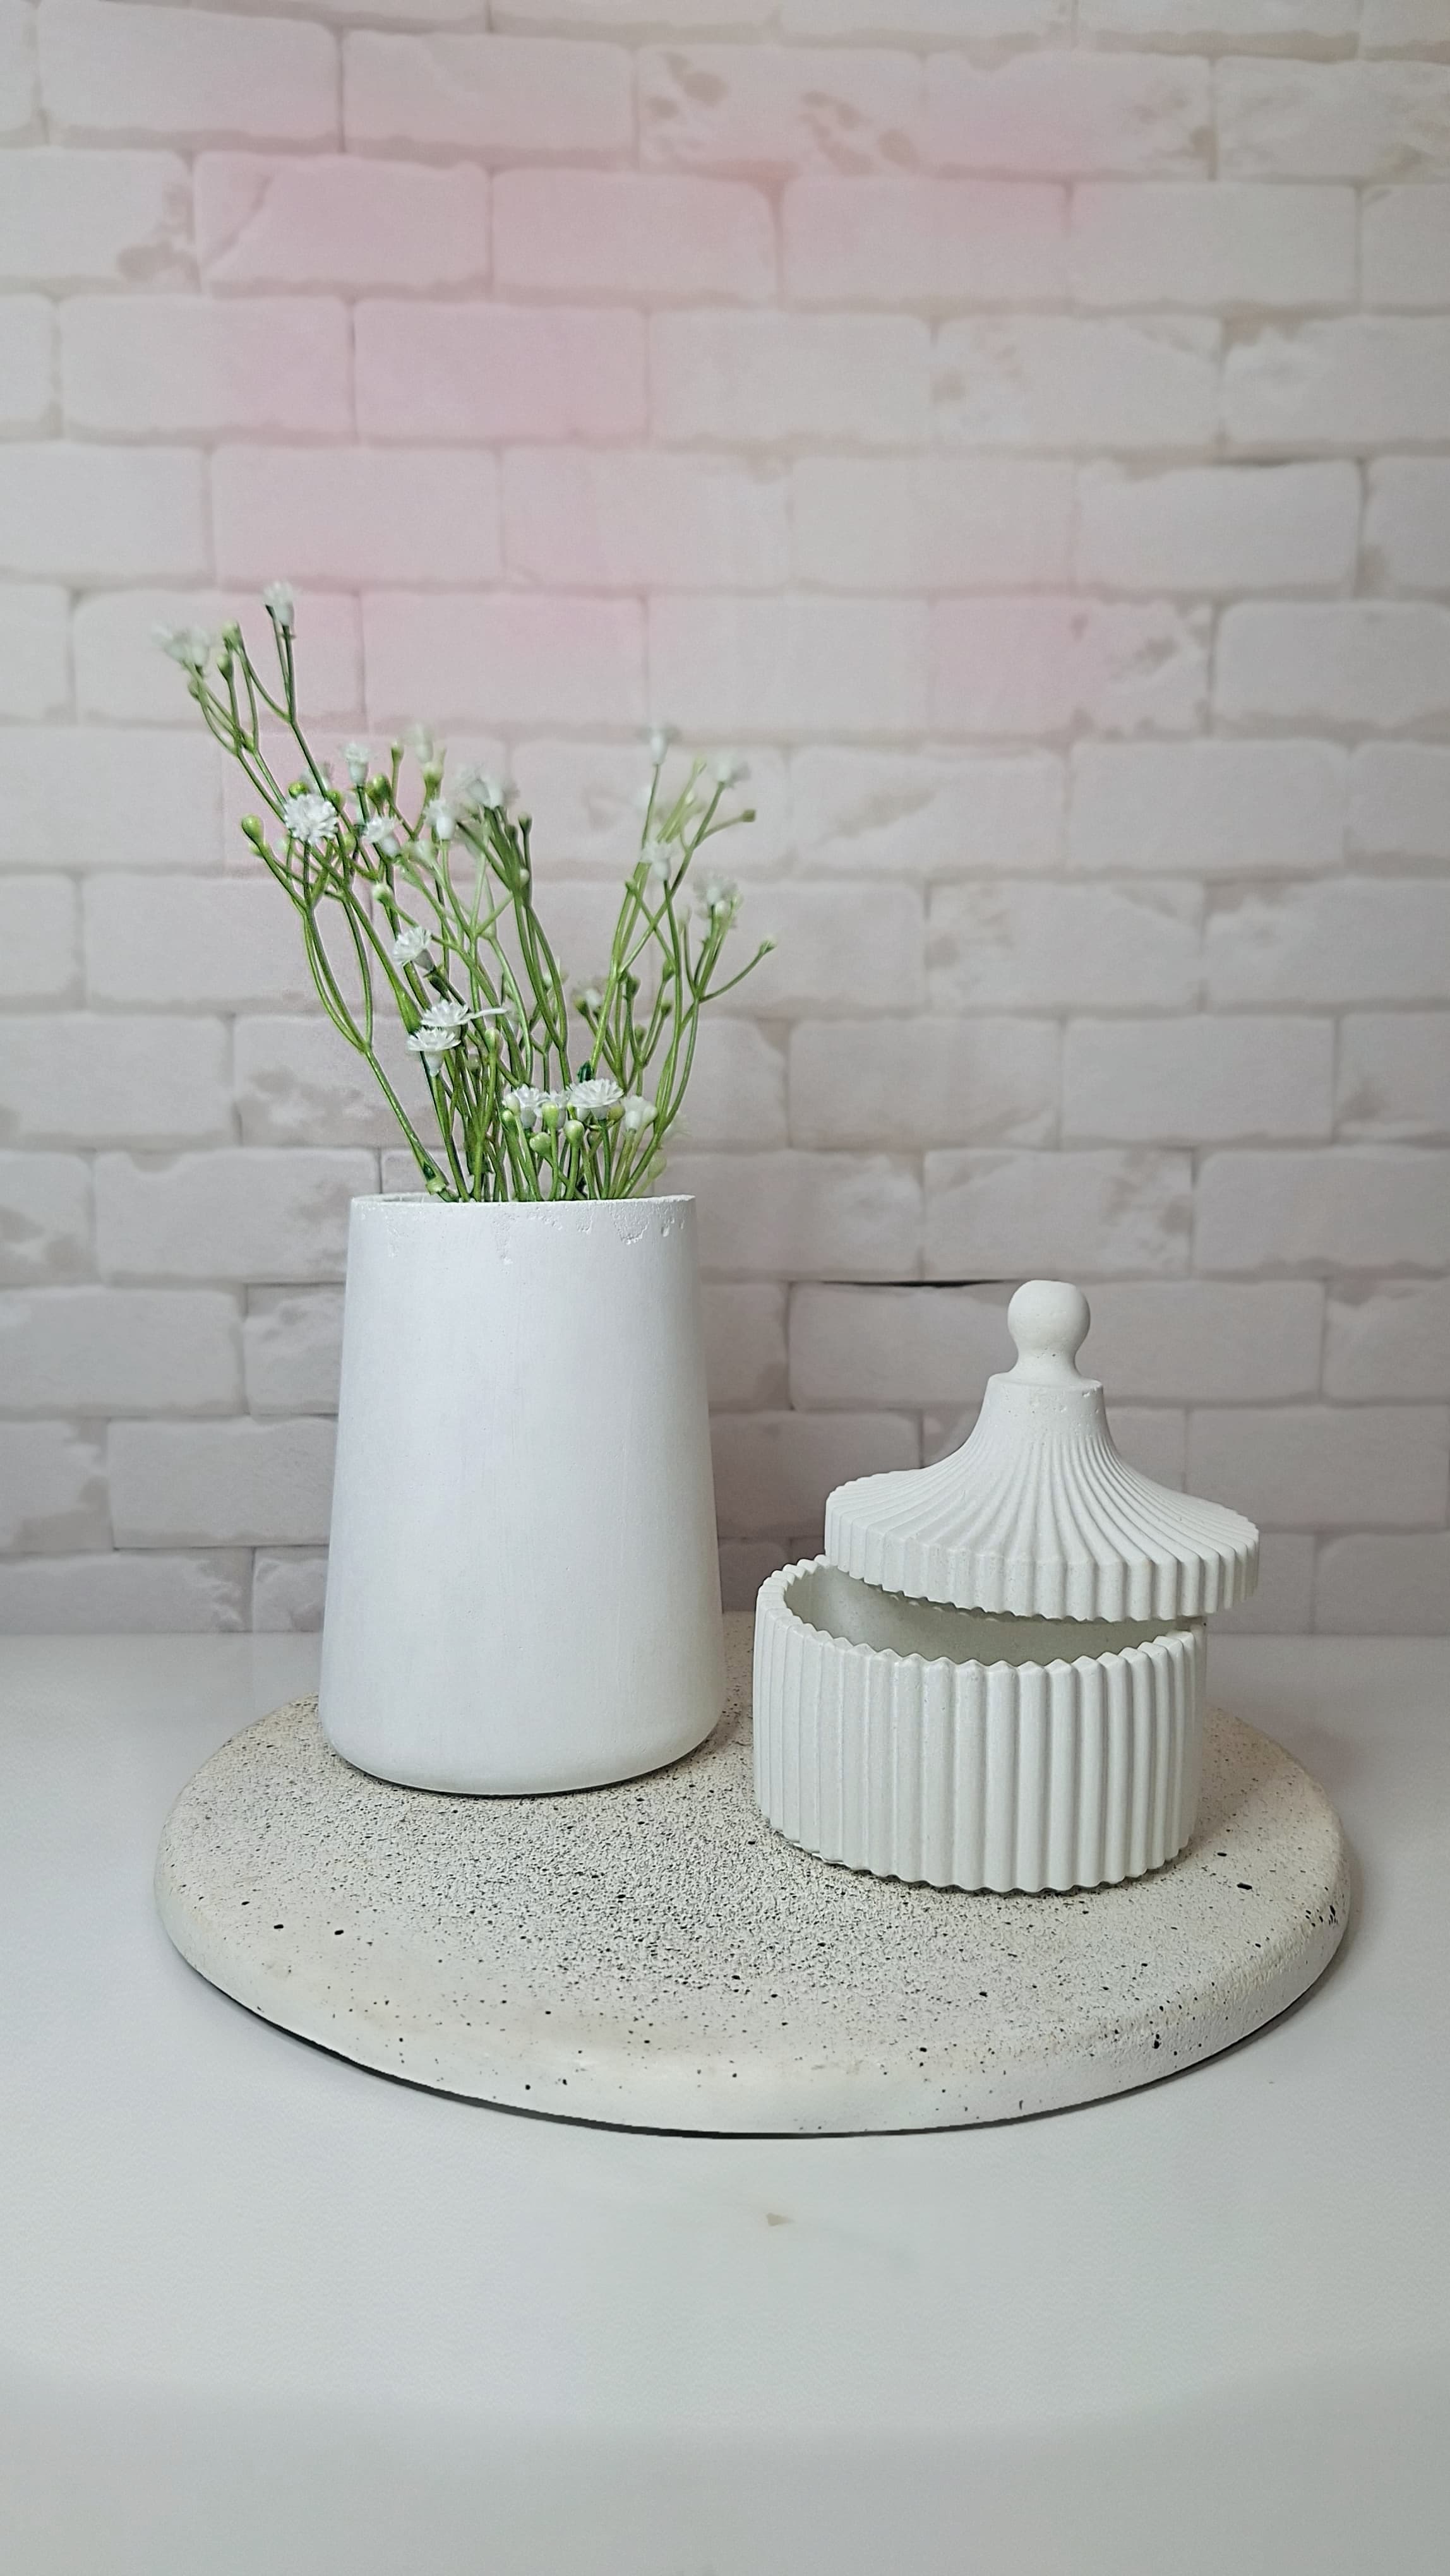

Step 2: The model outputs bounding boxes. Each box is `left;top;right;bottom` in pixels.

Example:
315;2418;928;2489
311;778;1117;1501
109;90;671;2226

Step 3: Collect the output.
159;598;771;1202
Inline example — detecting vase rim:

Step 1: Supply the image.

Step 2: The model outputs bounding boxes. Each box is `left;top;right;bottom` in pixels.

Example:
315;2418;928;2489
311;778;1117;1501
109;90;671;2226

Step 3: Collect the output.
358;1191;694;1212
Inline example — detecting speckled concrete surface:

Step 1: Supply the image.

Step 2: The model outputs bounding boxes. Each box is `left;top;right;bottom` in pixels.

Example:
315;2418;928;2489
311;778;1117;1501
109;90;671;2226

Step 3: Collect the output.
155;1614;1350;2134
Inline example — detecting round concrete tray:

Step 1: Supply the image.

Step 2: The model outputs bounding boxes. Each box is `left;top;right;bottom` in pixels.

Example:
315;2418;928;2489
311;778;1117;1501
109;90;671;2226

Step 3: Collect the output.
156;1616;1350;2135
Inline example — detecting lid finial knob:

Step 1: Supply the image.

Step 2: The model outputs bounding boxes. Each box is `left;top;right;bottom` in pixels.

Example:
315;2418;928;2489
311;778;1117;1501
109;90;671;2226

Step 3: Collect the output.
1007;1279;1091;1386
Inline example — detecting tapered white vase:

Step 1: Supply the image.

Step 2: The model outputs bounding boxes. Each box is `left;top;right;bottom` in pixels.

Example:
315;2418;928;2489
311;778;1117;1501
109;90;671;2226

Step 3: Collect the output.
319;1193;724;1794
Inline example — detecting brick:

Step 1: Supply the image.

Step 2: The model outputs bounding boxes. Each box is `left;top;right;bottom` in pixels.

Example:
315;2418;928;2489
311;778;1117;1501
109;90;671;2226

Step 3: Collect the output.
0;584;67;719
649;596;928;738
85;877;316;1012
1350;744;1450;861
792;458;1072;590
214;447;499;587
1314;1534;1450;1635
109;1417;337;1547
197;155;488;295
926;1147;1192;1279
1195;1147;1450;1273
0;0;35;137
1216;603;1450;733
244;1285;344;1414
666;1150;922;1280
702;1282;788;1409
1337;1015;1450;1143
792;748;1064;877
718;1539;812;1611
929;49;1208;177
0;445;207;584
504;449;788;590
40;3;337;150
642;43;922;175
1062;1016;1333;1144
931;880;1200;1011
789;1017;1058;1150
782;0;1066;30
1365;458;1450;594
1362;0;1450;51
1218;61;1450;181
500;0;775;19
783;177;1064;306
61;298;350;439
1206;881;1450;1008
0;1152;90;1284
236;1016;428;1152
0;1421;108;1549
935;316;1218;452
358;304;644;442
0;1549;249;1633
1363;185;1450;309
251;1549;327;1633
1070;181;1355;309
1324;1277;1450;1400
1213;1532;1315;1637
1077;462;1358;597
1224;320;1450;451
95;1148;376;1284
1;876;76;1002
0;727;219;874
710;1410;919;1541
1187;1404;1449;1529
345;32;630;158
1079;1279;1325;1402
0;295;51;431
933;598;1208;737
1079;0;1357;45
0;1286;241;1414
510;739;788;880
76;590;362;727
703;881;925;1020
0;1017;230;1150
650;311;929;447
1070;741;1345;878
676;1020;788;1149
789;1281;1014;1409
494;172;774;302
0;148;189;289
364;594;644;729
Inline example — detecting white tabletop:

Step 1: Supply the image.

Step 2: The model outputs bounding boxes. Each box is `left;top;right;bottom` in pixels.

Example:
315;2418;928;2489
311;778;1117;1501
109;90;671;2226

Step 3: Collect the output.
2;1630;1447;2576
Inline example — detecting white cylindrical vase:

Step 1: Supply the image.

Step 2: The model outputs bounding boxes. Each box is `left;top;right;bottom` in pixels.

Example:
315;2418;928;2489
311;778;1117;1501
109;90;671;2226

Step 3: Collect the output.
319;1194;724;1794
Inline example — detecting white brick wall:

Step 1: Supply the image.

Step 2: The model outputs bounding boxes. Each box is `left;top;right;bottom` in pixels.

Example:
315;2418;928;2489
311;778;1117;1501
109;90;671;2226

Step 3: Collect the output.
1;4;1446;1638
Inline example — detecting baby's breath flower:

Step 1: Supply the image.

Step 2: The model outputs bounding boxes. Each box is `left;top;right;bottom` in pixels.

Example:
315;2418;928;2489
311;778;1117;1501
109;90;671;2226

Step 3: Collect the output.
390;922;428;967
425;799;455;843
620;1094;654;1134
407;724;437;770
642;837;671;883
360;814;400;859
573;981;604;1016
263;581;294;632
342;741;369;785
645;725;676;765
713;754;748;787
699;875;742;924
407;1025;459;1064
565;1076;623;1118
281;790;338;850
153;623;213;672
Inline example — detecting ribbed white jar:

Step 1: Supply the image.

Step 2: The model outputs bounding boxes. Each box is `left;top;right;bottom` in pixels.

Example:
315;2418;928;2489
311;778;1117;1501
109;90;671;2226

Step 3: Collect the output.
753;1559;1206;1894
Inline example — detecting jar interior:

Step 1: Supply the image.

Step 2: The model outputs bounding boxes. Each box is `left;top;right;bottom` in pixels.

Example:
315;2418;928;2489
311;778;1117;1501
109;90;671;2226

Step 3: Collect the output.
784;1563;1192;1667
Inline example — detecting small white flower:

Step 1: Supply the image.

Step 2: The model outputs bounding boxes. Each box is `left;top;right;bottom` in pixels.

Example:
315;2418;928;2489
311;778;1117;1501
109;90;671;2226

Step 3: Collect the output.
425;799;455;843
390;922;428;967
263;581;295;632
407;1025;459;1063
573;981;604;1016
713;754;748;788
504;1083;568;1131
360;814;400;859
153;623;212;672
565;1076;623;1118
342;741;369;785
407;724;437;770
642;837;671;883
282;790;338;850
418;998;472;1032
699;874;742;924
646;725;676;766
620;1094;654;1134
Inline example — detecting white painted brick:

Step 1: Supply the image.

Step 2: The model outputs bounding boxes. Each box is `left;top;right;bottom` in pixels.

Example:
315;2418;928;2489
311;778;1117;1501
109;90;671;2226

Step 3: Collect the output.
0;584;67;719
1218;61;1450;181
1362;185;1450;309
698;881;924;1019
40;3;337;150
214;447;499;587
642;43;921;175
494;172;774;302
0;1151;90;1284
1325;1277;1450;1400
1070;181;1355;310
109;1416;337;1547
0;295;51;431
85;877;316;1012
364;594;643;729
197;154;488;295
717;1535;812;1608
358;304;645;442
1063;1015;1333;1144
792;458;1073;590
782;0;1066;31
1350;744;1450;861
0;1421;107;1549
929;50;1208;177
926;1148;1192;1280
702;1281;788;1409
95;1149;375;1284
244;1285;343;1414
930;880;1199;1011
500;0;774;21
234;1017;423;1150
251;1549;327;1633
503;449;788;590
1080;1279;1325;1402
510;739;788;880
676;1019;788;1149
936;314;1218;456
1207;881;1450;1008
0;148;189;289
0;445;207;584
1077;462;1358;597
648;596;928;738
0;0;35;138
789;1282;1012;1409
710;1409;919;1541
1070;741;1345;878
792;749;1064;878
1216;604;1450;734
345;33;630;159
1;876;76;1003
1213;1531;1316;1637
1314;1534;1450;1635
0;1017;231;1149
650;311;929;446
61;298;350;439
1224;320;1450;452
933;599;1207;737
783;177;1065;306
1079;0;1357;45
1102;1406;1187;1489
0;1286;241;1414
1365;458;1450;594
1337;1016;1450;1143
76;590;362;727
789;1017;1058;1150
1195;1147;1450;1273
0;1549;249;1633
1362;0;1450;51
666;1150;922;1280
1187;1404;1449;1529
0;728;219;874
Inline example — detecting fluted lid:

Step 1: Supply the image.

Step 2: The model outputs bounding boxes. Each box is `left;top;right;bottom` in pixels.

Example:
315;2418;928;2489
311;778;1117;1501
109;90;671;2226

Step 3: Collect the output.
825;1280;1258;1624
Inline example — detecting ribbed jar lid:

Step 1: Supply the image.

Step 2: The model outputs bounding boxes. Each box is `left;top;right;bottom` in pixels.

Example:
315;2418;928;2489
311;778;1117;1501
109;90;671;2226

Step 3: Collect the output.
824;1280;1259;1624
